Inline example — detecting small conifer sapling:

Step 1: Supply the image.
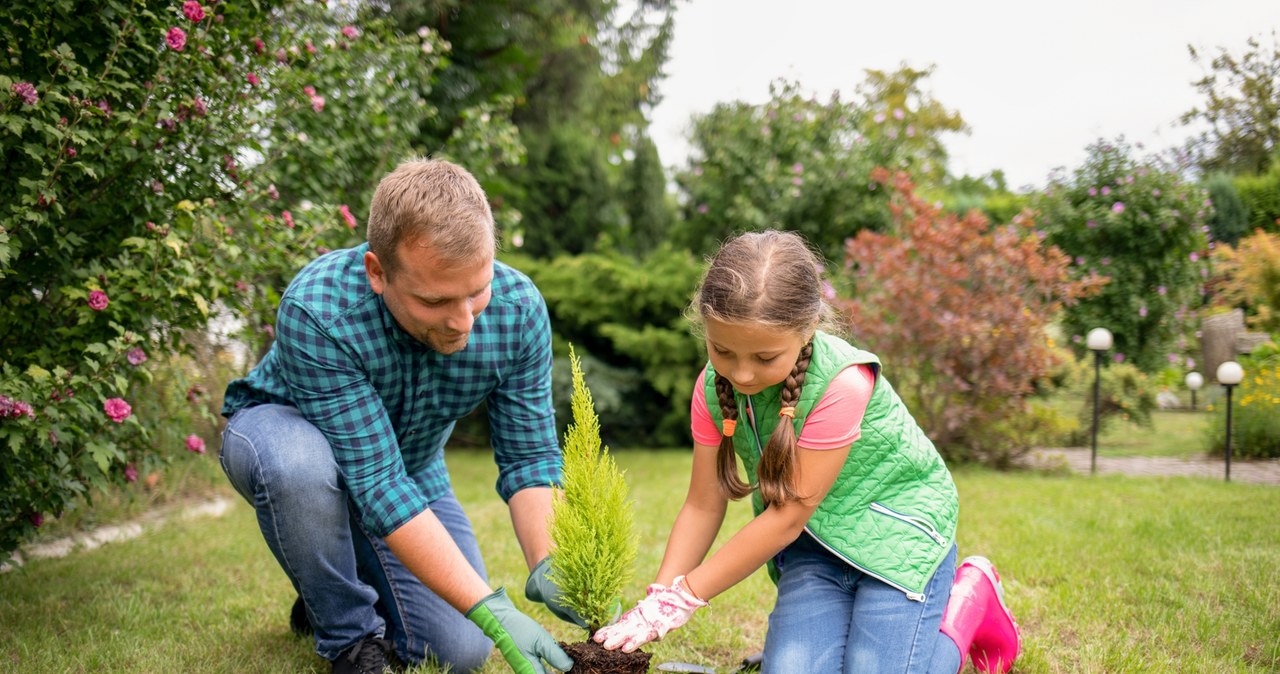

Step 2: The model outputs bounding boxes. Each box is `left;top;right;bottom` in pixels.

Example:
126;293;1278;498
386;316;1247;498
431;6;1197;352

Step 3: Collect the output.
548;347;650;672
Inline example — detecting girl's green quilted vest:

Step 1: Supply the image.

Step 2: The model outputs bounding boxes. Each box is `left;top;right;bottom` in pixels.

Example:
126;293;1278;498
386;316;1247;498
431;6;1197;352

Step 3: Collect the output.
703;331;958;600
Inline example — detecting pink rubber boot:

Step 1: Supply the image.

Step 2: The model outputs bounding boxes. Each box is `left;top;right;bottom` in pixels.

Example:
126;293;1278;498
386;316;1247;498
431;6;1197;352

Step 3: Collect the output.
939;556;1021;673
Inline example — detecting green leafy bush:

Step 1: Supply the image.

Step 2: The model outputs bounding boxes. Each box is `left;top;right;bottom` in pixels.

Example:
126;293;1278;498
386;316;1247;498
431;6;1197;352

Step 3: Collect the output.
508;245;705;447
1234;163;1280;233
1036;138;1211;373
0;0;518;559
1205;352;1280;459
548;347;637;634
1205;172;1249;246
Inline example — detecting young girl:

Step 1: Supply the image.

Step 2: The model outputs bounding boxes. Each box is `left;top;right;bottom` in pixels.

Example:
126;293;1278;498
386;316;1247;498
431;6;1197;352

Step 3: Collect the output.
593;230;1021;673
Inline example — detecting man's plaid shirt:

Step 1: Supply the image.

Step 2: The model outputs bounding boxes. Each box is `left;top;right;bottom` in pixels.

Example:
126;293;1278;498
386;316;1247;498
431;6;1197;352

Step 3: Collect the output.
222;244;562;537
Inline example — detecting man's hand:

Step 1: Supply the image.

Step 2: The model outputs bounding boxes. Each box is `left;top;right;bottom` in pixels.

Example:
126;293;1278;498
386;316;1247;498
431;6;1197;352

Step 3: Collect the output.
592;576;707;653
466;588;574;674
524;556;590;628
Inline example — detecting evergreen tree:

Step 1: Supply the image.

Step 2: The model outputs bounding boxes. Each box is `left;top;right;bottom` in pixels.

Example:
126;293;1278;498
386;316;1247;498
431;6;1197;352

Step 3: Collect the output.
621;133;672;255
549;346;637;634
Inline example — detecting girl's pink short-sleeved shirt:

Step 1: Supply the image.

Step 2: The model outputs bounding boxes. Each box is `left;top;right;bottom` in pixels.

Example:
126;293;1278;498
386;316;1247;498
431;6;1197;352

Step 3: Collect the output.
689;363;876;450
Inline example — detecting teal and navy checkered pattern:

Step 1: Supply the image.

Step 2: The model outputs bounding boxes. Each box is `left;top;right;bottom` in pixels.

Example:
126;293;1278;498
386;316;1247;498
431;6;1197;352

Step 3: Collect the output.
223;244;562;537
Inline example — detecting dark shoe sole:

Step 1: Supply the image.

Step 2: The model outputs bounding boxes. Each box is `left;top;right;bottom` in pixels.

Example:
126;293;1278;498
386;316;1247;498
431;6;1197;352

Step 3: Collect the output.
291;595;314;637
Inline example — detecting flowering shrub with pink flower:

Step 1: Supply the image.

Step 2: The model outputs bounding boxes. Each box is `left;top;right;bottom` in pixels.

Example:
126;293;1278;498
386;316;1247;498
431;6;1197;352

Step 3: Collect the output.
0;0;520;559
1036;139;1212;373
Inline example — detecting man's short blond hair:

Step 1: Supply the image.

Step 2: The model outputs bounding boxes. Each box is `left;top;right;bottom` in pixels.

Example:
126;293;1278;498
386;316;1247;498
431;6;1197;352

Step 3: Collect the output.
367;158;495;277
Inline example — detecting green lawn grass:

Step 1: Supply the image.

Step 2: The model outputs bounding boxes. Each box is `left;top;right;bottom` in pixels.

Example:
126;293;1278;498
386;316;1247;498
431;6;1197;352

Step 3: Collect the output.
1096;409;1213;459
2;450;1277;673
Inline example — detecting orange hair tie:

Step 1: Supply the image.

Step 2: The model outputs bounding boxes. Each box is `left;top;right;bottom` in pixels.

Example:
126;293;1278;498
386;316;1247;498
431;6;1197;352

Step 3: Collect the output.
721;419;737;437
778;407;796;419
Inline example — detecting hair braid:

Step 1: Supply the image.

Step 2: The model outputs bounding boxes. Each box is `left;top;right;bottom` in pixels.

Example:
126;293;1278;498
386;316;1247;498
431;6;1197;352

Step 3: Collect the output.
759;342;813;506
714;374;753;500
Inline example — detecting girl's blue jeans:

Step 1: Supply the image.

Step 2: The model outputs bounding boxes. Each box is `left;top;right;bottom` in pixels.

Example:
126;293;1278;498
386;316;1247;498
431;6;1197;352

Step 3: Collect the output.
219;404;491;670
763;532;962;674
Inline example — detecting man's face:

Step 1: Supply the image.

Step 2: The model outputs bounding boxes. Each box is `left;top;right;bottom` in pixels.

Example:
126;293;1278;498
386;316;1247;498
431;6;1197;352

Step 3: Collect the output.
365;240;493;354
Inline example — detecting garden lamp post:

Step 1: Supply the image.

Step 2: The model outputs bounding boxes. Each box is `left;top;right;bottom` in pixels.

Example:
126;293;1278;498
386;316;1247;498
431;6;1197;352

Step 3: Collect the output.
1086;327;1113;476
1216;361;1243;483
1185;372;1204;410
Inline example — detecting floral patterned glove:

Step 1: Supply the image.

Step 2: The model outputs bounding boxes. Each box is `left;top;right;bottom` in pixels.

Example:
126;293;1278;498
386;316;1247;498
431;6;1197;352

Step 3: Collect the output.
592;576;707;653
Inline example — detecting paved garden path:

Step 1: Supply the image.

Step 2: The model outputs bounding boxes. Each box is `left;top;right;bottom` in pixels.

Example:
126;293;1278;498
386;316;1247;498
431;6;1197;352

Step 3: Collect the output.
1019;447;1280;485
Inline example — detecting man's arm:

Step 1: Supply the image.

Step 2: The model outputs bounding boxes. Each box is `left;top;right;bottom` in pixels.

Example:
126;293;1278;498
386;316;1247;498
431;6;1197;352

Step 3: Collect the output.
509;486;555;571
384;509;493;611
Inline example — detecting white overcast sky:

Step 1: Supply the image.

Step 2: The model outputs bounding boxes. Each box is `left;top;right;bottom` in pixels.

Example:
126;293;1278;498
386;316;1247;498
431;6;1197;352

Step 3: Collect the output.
646;0;1278;190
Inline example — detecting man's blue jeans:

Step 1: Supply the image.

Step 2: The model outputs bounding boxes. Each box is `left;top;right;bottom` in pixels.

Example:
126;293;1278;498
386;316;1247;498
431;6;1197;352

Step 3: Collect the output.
220;404;491;670
763;533;962;674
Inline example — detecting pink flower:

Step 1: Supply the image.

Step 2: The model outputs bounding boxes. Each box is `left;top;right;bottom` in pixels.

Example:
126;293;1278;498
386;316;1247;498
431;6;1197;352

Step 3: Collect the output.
10;81;39;105
182;1;205;22
66;147;77;157
339;204;357;229
29;512;43;528
192;96;207;116
303;85;316;96
266;184;279;200
0;395;37;419
282;210;295;229
166;26;187;51
126;347;148;365
253;37;266;53
103;397;132;423
311;95;325;112
124;463;139;483
88;289;109;311
341;25;360;40
246;72;260;86
185;434;207;454
1111;202;1125;213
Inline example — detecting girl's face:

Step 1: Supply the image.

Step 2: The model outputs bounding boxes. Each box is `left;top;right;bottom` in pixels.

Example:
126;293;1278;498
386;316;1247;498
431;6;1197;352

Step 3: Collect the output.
704;317;810;396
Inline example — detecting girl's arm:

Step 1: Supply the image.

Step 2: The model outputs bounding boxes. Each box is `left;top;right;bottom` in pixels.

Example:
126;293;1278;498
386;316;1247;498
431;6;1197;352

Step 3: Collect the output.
677;442;852;601
653;441;729;583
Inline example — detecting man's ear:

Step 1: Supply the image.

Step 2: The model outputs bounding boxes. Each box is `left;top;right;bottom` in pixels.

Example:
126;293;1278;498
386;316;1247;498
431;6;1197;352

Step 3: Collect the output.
364;250;387;295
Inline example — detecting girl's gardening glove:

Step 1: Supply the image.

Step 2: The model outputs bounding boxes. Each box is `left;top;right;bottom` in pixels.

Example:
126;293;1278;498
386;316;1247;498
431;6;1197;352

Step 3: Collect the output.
466;587;575;674
593;576;707;653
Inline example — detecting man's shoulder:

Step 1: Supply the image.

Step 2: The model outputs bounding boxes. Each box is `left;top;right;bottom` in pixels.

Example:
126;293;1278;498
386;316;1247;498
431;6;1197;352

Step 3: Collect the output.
490;259;544;307
281;245;376;324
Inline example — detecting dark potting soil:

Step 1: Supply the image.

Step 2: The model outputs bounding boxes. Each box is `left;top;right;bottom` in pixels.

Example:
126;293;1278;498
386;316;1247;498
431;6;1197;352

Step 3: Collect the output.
560;640;651;674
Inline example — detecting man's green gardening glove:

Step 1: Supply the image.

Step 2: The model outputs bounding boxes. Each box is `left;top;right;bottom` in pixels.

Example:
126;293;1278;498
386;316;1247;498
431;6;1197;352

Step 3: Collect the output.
523;556;590;628
466;587;574;674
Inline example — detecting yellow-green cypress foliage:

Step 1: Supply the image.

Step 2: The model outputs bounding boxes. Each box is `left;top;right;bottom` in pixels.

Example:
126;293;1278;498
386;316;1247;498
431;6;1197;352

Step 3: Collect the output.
549;346;638;635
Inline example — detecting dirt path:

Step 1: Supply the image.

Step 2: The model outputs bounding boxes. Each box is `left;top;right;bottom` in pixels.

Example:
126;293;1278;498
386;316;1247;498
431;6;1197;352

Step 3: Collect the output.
1018;447;1280;485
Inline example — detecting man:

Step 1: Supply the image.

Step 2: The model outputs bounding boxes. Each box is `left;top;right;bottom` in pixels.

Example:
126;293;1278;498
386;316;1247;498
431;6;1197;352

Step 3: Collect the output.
220;159;576;674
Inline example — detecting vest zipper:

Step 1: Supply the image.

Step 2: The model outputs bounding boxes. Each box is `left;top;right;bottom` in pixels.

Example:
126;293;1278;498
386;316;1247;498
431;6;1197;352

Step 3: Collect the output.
802;527;927;602
868;502;949;546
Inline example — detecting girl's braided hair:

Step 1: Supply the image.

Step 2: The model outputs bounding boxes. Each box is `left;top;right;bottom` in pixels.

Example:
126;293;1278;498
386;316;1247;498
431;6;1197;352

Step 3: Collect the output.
690;230;838;506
